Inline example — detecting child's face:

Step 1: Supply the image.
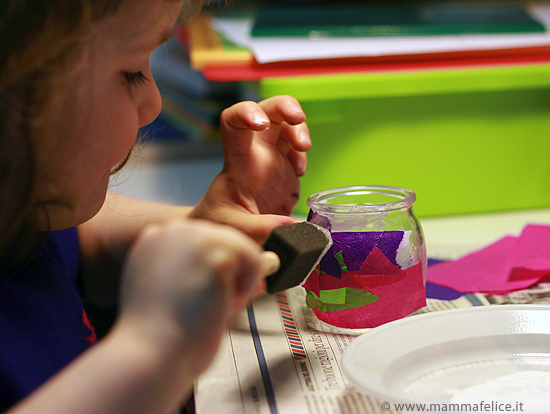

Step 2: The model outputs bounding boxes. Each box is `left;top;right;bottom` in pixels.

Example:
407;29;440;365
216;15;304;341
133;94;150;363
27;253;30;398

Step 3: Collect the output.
35;0;185;230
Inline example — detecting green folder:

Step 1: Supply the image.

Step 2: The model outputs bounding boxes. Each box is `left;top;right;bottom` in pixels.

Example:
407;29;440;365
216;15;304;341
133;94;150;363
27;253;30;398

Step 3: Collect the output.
251;2;546;37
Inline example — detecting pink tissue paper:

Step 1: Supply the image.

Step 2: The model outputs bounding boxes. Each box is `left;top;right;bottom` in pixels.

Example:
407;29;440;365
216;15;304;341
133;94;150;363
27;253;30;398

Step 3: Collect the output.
427;224;550;295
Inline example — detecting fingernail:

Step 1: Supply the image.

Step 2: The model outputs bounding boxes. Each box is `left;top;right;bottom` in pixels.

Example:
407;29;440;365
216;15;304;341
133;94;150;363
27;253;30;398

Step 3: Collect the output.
252;112;269;128
289;103;303;114
298;130;311;146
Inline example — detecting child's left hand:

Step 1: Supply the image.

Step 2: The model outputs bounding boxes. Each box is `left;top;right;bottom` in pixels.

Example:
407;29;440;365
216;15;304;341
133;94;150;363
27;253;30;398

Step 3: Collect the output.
190;95;311;243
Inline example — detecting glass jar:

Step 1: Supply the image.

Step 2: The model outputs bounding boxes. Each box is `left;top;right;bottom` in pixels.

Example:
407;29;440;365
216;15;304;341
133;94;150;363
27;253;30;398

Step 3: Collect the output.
304;185;427;332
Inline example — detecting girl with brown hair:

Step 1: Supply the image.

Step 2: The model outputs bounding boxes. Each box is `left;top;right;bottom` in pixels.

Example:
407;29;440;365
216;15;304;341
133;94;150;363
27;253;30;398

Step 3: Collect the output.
0;0;311;412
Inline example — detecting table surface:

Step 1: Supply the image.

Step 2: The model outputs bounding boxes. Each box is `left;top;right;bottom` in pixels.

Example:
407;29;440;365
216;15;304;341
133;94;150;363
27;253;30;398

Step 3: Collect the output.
193;207;550;414
112;155;550;414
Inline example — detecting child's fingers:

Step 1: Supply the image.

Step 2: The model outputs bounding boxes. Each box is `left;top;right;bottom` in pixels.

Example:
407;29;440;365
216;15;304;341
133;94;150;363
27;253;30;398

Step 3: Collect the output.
213;209;298;244
221;101;271;132
262;97;311;152
258;95;307;126
220;101;269;157
221;97;311;153
280;120;311;154
123;220;266;308
221;97;307;135
288;147;308;177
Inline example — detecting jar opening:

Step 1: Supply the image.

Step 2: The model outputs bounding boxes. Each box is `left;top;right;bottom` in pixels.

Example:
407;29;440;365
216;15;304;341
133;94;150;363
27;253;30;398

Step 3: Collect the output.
307;186;416;214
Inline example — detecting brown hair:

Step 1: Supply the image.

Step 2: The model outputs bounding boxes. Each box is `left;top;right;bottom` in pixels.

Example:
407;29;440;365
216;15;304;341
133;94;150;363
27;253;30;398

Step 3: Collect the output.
0;0;205;270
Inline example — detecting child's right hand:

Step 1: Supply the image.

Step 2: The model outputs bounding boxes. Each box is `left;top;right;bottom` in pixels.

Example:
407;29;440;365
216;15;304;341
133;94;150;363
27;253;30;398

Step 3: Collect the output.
115;219;279;376
8;220;280;414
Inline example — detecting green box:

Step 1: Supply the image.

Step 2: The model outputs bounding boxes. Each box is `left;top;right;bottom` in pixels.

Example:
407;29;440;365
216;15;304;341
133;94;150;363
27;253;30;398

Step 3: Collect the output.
259;64;550;217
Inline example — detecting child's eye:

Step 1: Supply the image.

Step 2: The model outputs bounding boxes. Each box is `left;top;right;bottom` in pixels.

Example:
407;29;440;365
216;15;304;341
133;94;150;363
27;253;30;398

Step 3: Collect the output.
124;71;149;85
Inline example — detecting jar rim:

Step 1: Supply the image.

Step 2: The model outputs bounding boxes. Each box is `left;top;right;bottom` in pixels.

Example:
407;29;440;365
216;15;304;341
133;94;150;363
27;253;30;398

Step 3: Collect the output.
307;185;416;214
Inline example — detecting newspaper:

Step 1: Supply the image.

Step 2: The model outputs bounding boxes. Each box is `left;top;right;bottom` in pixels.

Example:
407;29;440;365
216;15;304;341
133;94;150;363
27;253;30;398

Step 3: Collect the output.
194;281;550;414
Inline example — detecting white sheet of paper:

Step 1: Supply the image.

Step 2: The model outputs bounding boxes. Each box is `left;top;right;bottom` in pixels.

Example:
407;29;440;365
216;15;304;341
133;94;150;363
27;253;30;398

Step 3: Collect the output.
212;4;550;64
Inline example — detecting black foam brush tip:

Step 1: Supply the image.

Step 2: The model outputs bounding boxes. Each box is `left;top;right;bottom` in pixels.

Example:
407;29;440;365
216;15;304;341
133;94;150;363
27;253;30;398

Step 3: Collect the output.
263;222;332;294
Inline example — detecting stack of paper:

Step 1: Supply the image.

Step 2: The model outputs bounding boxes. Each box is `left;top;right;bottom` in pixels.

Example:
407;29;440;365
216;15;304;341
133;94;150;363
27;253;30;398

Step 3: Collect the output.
186;2;550;81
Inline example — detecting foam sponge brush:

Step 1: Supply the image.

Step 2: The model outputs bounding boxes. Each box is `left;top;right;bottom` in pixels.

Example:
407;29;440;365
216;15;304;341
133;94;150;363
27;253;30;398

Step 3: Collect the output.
263;222;333;294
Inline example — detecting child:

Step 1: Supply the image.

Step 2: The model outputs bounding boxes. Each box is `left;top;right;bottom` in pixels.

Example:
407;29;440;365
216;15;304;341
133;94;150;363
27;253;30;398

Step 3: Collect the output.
0;0;311;413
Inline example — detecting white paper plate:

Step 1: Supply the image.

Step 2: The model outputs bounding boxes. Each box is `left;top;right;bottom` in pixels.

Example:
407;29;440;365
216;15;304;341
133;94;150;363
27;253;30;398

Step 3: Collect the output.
342;305;550;413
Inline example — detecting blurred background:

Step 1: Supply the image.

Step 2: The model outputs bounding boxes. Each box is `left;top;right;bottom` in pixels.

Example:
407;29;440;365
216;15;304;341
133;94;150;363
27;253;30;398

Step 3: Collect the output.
112;0;550;218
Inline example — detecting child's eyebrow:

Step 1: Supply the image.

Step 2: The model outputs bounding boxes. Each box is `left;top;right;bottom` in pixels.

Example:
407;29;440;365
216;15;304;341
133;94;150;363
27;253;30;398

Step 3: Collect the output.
124;29;175;53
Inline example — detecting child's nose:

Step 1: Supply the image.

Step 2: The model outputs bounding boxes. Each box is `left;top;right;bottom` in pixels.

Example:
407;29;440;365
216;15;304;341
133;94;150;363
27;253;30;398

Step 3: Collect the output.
138;80;162;128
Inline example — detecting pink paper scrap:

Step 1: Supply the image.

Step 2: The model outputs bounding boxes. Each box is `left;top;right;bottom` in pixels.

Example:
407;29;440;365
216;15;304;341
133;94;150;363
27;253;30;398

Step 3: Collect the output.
426;224;550;295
